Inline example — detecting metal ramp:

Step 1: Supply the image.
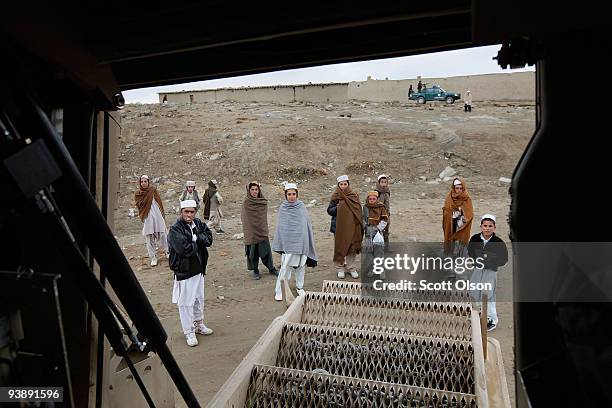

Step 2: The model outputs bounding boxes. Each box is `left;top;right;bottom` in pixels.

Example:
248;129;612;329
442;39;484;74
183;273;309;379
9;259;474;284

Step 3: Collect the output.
208;280;509;407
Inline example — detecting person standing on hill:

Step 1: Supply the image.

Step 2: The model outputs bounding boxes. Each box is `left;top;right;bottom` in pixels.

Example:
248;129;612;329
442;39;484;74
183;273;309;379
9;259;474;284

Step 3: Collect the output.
134;175;168;267
328;175;363;279
203;179;225;234
241;181;278;280
180;180;200;210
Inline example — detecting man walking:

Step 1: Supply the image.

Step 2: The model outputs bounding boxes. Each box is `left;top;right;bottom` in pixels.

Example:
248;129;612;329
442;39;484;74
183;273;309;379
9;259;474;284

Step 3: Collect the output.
168;199;214;346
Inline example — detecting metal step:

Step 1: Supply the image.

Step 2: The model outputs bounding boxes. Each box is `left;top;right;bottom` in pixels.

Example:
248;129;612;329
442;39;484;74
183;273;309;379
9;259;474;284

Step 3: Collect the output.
276;322;476;394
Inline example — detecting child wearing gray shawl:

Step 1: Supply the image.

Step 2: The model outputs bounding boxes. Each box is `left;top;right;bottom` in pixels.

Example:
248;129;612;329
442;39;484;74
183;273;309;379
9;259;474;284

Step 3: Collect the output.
271;183;318;301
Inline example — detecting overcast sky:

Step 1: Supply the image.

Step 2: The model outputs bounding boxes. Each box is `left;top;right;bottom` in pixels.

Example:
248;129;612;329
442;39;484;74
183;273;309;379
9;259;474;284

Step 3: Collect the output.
124;45;534;104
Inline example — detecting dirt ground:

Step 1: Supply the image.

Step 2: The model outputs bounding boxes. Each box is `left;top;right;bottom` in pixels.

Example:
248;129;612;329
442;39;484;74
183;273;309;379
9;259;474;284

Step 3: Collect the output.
115;99;534;406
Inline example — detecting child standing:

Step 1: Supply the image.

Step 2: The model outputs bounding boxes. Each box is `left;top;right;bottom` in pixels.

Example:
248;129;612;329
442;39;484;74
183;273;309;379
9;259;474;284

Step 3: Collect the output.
467;214;508;331
375;174;391;251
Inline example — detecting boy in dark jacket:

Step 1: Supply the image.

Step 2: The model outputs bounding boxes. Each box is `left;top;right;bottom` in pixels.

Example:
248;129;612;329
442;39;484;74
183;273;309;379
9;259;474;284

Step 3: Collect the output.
467;214;508;332
168;199;213;346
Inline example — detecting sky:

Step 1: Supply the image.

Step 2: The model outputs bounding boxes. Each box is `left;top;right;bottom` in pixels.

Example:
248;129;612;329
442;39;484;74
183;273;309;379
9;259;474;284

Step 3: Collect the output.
123;45;534;104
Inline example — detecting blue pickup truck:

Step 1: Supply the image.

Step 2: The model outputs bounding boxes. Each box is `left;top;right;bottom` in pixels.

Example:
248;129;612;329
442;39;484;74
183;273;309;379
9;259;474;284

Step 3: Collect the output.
409;85;461;104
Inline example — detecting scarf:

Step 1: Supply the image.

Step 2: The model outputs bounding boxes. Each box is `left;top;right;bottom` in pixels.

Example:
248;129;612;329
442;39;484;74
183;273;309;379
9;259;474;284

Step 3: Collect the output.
134;183;164;222
364;201;389;226
271;200;317;261
442;177;474;244
330;186;363;262
202;181;217;220
241;184;270;245
375;181;391;211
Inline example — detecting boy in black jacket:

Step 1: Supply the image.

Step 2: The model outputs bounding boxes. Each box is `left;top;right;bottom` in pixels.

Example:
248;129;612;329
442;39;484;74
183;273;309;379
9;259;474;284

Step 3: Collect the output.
467;214;508;331
168;199;214;346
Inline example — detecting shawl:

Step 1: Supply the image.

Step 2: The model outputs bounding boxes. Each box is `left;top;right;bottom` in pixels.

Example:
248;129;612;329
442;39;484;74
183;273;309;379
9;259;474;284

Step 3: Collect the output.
202;181;217;220
241;184;270;245
442;177;474;244
135;183;164;222
271;200;318;261
364;201;389;226
375;181;391;212
330;186;363;262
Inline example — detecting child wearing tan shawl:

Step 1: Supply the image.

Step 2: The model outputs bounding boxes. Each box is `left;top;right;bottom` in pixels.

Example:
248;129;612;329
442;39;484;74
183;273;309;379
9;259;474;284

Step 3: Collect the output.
442;177;474;258
329;175;363;279
240;182;278;280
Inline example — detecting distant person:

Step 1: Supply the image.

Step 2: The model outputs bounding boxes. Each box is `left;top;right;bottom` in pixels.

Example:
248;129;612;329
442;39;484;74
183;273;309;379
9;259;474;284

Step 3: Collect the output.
362;191;389;277
134;175;168;266
468;214;508;332
442;177;474;260
203;179;225;234
180;180;200;210
272;183;317;301
464;90;473;112
328;175;363;279
417;80;423;92
408;84;414;97
168;199;214;346
241;181;278;280
375;174;391;251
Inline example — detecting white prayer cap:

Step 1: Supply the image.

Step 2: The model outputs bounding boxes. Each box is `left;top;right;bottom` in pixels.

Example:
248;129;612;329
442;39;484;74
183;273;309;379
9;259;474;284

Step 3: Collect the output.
211;179;218;185
453;179;462;186
377;174;388;181
185;180;196;187
140;175;149;180
336;175;349;183
481;214;496;223
180;200;197;209
466;90;471;93
284;182;298;191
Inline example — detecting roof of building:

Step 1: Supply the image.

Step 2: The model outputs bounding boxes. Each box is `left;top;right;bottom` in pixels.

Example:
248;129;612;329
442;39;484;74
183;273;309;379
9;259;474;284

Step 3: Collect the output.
158;82;349;95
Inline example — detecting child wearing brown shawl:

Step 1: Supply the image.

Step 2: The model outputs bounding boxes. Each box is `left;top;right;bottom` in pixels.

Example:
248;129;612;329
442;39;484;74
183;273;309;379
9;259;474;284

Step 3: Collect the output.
375;174;391;251
328;175;363;279
442;177;474;258
240;182;278;280
363;191;389;277
134;175;168;266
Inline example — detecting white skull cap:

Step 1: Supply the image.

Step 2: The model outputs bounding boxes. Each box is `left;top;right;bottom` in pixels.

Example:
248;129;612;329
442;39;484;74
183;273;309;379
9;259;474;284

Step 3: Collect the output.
284;183;298;191
453;179;462;186
336;175;349;183
377;174;388;181
481;214;496;223
180;200;197;209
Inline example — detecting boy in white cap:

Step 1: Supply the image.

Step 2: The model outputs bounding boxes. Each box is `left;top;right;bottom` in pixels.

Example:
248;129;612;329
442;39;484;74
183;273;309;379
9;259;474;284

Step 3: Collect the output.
134;175;169;266
272;183;318;300
467;214;508;331
328;175;363;279
167;199;214;346
375;174;391;251
180;180;200;210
